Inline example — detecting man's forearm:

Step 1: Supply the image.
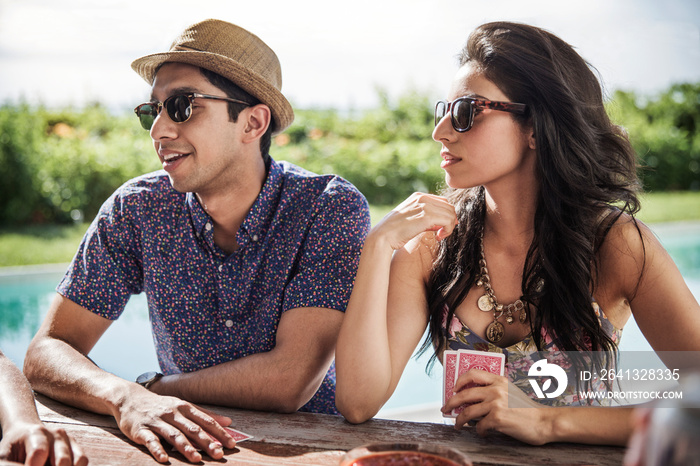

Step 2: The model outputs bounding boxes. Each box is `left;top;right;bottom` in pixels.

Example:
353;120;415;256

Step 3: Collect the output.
24;335;239;464
150;349;327;413
149;306;342;413
24;336;134;418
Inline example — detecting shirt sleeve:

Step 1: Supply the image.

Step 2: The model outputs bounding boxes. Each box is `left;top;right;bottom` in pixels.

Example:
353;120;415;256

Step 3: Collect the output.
57;185;145;320
281;179;371;313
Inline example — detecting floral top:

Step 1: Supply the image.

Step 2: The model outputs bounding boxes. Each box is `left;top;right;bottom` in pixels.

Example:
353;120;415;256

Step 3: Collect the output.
441;302;622;406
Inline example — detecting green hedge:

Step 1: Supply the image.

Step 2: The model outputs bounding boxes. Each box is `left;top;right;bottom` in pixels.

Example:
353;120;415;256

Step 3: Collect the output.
1;84;699;225
609;83;700;191
0;103;158;224
273;91;444;205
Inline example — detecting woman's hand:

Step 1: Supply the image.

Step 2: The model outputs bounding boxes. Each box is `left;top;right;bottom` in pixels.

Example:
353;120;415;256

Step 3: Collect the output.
370;193;458;250
0;421;88;466
441;369;553;445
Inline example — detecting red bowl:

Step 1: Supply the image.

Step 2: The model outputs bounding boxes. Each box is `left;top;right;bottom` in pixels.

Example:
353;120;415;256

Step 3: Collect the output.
340;443;473;466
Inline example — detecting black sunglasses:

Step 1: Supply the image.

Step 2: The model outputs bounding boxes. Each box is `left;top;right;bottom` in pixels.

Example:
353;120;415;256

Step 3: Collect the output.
134;93;251;130
435;96;527;132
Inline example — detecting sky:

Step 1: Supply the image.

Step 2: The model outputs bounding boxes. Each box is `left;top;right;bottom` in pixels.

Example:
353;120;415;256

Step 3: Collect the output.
1;0;699;113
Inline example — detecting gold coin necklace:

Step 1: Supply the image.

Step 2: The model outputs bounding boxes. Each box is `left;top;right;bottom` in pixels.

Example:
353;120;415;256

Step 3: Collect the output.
476;230;528;344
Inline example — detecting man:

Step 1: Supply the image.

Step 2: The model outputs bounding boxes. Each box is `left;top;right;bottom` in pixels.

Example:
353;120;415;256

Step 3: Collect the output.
24;19;370;464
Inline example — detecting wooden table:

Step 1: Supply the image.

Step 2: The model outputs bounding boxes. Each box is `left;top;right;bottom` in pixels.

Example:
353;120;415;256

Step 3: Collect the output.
36;394;626;465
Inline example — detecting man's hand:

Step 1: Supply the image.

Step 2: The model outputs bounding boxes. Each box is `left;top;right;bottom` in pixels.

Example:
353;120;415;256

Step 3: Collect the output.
113;386;236;464
0;421;88;466
24;296;236;464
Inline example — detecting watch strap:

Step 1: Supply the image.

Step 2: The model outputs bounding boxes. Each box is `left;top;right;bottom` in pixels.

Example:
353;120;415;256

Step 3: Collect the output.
135;371;163;390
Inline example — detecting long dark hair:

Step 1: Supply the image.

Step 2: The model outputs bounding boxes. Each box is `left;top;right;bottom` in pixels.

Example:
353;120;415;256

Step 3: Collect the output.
422;22;642;384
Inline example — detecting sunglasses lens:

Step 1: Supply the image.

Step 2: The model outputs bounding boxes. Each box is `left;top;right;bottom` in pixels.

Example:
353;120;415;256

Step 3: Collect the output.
136;104;157;130
435;101;447;126
452;100;472;131
165;95;192;123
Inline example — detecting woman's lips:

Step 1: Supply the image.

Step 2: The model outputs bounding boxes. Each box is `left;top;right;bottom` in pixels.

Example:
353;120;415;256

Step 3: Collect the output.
440;151;461;168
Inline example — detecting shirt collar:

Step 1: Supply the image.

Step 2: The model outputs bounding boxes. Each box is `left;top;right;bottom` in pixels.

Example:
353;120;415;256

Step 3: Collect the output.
238;158;283;245
186;158;284;247
187;192;210;238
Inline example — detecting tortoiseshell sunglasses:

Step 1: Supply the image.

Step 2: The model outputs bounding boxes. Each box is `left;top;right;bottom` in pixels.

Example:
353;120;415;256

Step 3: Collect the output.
435;96;527;132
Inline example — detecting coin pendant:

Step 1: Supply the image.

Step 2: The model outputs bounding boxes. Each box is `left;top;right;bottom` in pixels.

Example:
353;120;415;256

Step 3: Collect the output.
486;320;505;343
519;309;527;323
477;294;493;312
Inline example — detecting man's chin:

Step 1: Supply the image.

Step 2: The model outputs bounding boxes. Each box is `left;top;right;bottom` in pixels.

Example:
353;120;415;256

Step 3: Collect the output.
166;176;192;194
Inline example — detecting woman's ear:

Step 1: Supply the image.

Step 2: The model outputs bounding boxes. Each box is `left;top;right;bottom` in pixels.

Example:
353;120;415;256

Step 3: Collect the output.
241;104;272;144
528;129;536;150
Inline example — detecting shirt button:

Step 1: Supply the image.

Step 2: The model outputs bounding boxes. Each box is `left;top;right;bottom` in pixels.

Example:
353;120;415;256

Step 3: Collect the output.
252;234;259;242
225;319;234;328
218;264;223;272
205;222;212;231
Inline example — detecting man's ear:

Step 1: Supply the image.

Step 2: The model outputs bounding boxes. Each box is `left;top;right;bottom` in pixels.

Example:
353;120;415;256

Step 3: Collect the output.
241;104;272;144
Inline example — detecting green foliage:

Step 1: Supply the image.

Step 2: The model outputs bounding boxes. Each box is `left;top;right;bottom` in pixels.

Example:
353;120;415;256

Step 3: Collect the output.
609;83;700;191
274;90;445;204
0;82;698;227
0;102;159;224
0;103;44;224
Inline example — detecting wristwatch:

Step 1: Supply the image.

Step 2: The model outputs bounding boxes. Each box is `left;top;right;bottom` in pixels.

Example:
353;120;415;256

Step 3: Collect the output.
136;371;164;390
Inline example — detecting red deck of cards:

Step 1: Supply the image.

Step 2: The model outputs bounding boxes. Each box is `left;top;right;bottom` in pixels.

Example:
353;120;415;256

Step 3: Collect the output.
443;350;505;418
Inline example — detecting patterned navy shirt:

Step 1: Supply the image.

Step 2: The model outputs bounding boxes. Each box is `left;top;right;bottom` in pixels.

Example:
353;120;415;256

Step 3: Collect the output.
58;158;371;414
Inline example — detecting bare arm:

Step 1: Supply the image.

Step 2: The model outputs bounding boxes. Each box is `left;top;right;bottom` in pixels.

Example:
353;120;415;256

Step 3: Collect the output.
24;294;119;415
0;350;87;465
443;369;634;445
336;193;458;422
150;306;344;413
619;221;700;352
24;294;236;464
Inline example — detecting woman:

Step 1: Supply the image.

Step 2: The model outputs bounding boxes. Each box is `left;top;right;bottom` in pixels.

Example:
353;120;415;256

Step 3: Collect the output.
335;21;700;446
0;350;87;465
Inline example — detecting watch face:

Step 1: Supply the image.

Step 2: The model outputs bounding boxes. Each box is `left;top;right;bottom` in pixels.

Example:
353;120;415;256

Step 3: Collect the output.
136;371;159;385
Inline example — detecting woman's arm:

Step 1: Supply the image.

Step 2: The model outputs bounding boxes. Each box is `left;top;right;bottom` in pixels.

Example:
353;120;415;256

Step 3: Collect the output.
599;216;700;352
335;193;458;422
442;369;635;445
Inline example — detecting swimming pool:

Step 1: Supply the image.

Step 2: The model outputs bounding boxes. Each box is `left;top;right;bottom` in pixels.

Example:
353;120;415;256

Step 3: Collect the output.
1;222;698;421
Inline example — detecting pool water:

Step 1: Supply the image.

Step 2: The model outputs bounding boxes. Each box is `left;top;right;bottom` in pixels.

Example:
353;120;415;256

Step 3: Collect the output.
0;266;158;381
1;223;698;419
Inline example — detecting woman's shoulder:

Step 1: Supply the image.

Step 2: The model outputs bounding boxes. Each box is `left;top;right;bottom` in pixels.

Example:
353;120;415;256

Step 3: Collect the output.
598;211;659;261
596;211;667;300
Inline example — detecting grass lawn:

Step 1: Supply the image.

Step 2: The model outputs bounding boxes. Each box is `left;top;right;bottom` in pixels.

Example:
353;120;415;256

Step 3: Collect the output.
0;191;698;267
637;191;700;224
0;223;88;268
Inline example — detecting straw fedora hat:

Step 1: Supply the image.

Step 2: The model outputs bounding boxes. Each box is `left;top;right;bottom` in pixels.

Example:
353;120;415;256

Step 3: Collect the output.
131;19;294;133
